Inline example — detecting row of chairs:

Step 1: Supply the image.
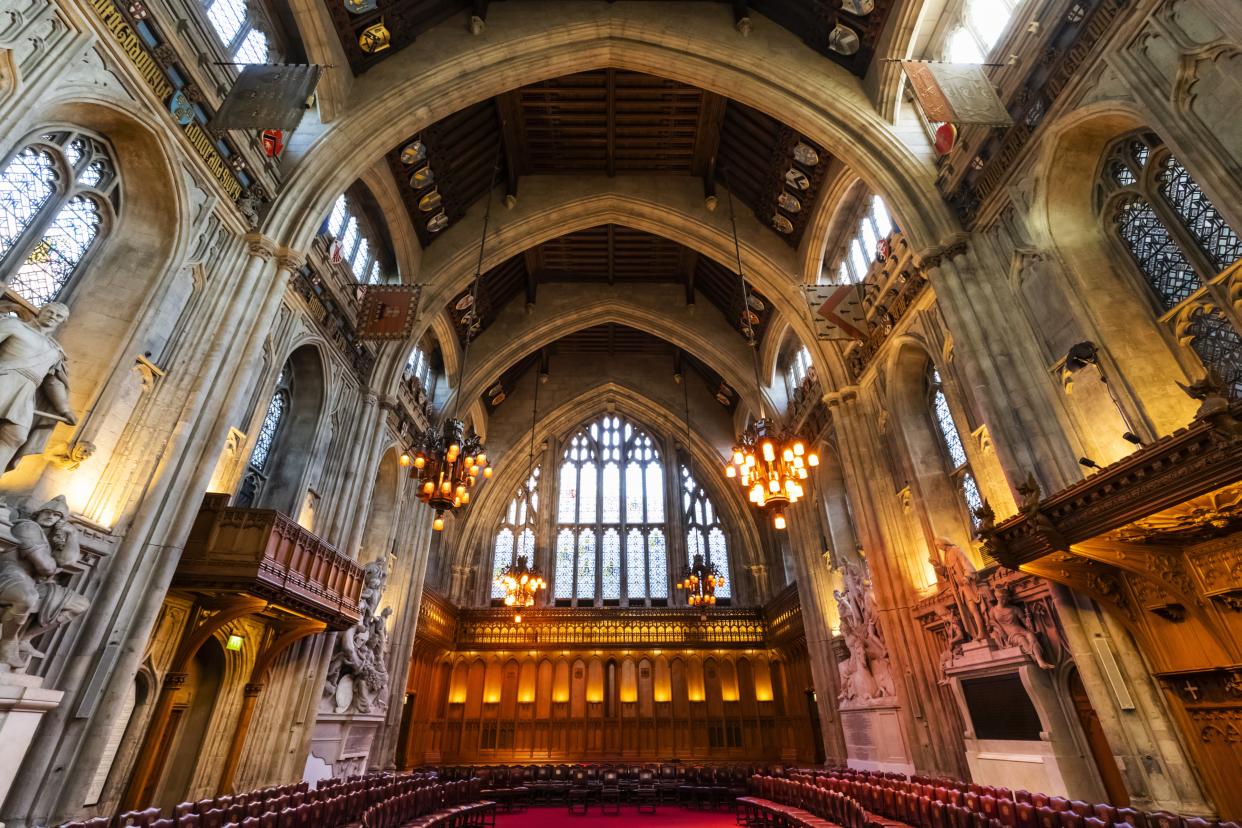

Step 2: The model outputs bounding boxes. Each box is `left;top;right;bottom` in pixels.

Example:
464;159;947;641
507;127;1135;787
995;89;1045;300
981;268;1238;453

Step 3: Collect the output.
360;780;495;828
740;775;891;828
56;772;442;828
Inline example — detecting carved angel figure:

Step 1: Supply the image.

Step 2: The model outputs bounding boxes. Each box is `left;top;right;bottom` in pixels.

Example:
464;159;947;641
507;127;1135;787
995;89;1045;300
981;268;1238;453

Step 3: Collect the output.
323;559;392;714
981;583;1054;670
0;303;76;475
0;495;89;670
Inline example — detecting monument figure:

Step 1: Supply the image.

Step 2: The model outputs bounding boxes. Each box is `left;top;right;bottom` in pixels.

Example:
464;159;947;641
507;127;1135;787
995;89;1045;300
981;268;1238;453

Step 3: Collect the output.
0;495;89;669
0;303;76;475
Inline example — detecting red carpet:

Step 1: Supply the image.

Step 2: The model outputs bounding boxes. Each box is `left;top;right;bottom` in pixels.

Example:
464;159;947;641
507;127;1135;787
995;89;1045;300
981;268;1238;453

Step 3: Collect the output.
497;805;739;827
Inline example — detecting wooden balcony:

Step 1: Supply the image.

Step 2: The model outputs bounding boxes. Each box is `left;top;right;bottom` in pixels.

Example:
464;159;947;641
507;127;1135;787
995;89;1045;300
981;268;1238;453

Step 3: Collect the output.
176;494;364;629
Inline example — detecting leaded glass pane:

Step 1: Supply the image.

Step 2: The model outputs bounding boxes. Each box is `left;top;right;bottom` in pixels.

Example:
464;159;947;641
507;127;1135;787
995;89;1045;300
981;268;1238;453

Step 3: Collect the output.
601;529;621;599
340;217;359;259
554;529;574;599
368;259;381;285
78;161;107;189
947;26;985;63
558;464;577;523
517;527;535;560
708;528;730;598
251;389;286;470
64;140;85;169
1110;161;1136;188
687;527;705;560
645;464;664;522
206;0;247;46
961;473;984;527
626;529;646;600
932;388;969;469
352;237;369;276
965;0;1009;52
328;195;348;236
1157;156;1242;273
602;462;621;524
648;529;668;598
1130;141;1149;168
0;149;56;261
871;196;893;237
491;529;514;599
1115;199;1201;310
578;461;597;523
576;531;595;599
1187;309;1242;398
625;462;643;522
233;28;268;64
10;196;100;305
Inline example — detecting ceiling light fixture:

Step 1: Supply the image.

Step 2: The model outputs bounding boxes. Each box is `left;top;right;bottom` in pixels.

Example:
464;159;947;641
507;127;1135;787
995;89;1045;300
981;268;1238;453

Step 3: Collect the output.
720;169;818;530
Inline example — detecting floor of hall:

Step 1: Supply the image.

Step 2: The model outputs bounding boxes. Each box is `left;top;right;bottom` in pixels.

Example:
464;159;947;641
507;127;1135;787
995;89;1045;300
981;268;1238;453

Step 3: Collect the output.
494;805;740;827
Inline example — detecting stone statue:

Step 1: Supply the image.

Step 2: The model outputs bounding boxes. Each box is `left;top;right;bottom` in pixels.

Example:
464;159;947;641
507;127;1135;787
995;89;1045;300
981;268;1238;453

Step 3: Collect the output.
834;559;895;702
935;605;968;684
930;538;988;641
981;583;1054;670
0;303;76;475
0;495;89;670
323;559;392;714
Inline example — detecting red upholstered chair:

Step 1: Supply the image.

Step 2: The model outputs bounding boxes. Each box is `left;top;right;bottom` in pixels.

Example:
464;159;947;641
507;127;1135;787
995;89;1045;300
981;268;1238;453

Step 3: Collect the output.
1037;806;1060;828
1070;802;1094;818
997;797;1017;827
1115;809;1147;828
176;815;200;827
1147;812;1184;828
174;802;196;819
1182;818;1216;828
1058;811;1085;828
1014;802;1037;828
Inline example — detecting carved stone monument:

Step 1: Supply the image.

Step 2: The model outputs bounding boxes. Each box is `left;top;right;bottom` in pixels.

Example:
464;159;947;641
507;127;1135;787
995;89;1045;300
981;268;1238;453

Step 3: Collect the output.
0;493;90;809
833;558;913;774
308;558;393;782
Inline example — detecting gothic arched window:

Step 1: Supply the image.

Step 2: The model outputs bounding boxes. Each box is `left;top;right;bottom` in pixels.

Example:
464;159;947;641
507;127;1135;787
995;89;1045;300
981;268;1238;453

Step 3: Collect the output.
490;467;540;602
944;0;1021;63
1099;132;1242;393
202;0;269;64
237;364;290;507
929;367;984;527
834;195;894;283
682;465;731;601
554;415;667;606
0;132;118;305
405;345;434;394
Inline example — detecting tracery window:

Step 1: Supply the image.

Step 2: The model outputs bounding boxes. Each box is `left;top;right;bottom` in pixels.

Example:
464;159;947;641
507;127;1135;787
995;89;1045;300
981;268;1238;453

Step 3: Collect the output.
0;132;118;305
1099;132;1242;393
682;465;732;601
203;0;270;64
491;468;540;601
834;195;894;284
929;367;983;527
322;194;386;283
554;415;667;605
237;364;290;507
786;346;812;391
944;0;1021;64
405;345;435;394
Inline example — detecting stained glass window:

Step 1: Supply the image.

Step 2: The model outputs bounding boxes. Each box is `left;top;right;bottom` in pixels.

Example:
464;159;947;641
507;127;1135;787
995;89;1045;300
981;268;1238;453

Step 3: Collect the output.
835;195;896;283
929;367;982;527
681;465;732;601
204;0;269;64
554;415;668;605
367;259;381;285
327;195;348;236
351;237;369;277
1186;309;1242;399
944;0;1021;64
340;218;359;264
251;367;289;471
490;467;540;601
1100;132;1242;388
0;134;117;304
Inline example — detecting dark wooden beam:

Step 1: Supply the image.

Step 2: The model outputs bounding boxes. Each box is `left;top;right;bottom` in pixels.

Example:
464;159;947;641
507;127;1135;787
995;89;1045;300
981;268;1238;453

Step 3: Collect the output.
692;92;728;177
606;69;616;178
682;248;698;305
607;223;616;285
523;248;540;305
495;90;525;200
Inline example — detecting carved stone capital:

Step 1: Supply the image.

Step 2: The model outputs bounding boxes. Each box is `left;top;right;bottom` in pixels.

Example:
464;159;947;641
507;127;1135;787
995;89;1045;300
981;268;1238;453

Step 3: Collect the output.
915;235;970;271
821;386;860;408
244;234;279;262
276;249;307;272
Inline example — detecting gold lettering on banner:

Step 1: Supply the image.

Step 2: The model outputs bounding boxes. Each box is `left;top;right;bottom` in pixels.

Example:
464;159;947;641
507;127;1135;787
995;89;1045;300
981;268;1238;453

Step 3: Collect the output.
88;0;244;202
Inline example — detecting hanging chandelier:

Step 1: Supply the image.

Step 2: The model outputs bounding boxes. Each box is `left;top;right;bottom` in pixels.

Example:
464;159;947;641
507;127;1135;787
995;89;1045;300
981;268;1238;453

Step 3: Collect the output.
721;169;818;530
400;156;499;531
725;419;817;530
404;418;489;531
678;552;724;607
496;554;546;619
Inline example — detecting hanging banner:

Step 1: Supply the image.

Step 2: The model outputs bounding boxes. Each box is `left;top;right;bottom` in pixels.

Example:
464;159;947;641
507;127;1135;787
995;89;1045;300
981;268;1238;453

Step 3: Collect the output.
901;60;1013;126
802;284;869;341
358;285;420;341
210;64;321;131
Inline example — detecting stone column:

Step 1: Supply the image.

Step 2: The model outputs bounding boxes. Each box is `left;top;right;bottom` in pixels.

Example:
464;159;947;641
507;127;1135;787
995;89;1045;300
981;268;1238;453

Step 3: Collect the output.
3;239;302;828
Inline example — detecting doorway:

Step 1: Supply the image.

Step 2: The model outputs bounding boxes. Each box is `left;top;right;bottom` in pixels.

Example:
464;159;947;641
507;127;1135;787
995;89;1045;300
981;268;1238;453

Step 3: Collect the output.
1068;668;1129;806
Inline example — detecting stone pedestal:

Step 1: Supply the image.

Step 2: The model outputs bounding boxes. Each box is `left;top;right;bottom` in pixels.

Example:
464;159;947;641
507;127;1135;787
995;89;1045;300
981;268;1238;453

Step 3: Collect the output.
0;672;63;819
839;696;915;774
945;643;1100;800
305;712;384;785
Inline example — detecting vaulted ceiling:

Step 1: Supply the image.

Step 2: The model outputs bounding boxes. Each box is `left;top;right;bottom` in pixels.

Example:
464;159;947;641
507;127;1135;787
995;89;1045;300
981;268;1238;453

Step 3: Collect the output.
327;0;895;78
384;70;834;249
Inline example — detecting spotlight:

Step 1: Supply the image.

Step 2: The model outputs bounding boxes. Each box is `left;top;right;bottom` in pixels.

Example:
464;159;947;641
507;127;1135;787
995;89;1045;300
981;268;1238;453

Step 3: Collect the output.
1078;457;1100;469
1122;431;1143;445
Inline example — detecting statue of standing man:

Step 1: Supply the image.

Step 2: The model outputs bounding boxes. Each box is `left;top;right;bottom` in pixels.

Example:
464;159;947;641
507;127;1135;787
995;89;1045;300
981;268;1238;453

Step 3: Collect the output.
0;303;75;474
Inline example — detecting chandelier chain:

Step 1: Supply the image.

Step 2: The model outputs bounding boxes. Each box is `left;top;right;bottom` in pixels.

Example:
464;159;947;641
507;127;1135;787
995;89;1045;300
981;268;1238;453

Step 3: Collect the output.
453;153;501;420
723;167;767;420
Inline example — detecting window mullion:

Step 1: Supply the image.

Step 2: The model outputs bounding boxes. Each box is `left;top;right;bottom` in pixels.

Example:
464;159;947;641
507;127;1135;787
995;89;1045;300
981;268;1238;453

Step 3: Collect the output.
1146;166;1219;286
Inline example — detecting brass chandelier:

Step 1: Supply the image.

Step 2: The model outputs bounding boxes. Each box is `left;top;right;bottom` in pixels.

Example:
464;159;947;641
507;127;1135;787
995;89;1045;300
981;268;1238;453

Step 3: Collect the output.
721;171;818;530
678;552;724;607
495;361;548;619
402;158;498;531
